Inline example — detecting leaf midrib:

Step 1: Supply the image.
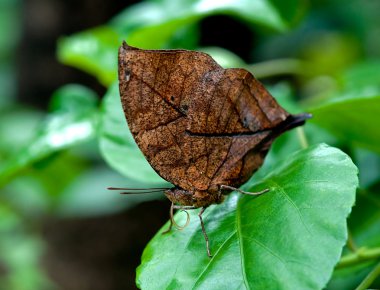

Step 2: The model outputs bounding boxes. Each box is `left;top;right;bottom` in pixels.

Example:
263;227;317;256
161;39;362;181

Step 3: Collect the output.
192;230;237;289
236;196;250;290
191;199;250;290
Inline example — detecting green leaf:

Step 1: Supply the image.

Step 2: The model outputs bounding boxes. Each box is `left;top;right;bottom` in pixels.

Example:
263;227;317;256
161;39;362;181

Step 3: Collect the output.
0;85;98;185
268;0;307;26
137;144;358;290
114;0;306;48
48;84;98;113
57;26;120;86
98;83;166;184
309;95;380;154
57;0;307;84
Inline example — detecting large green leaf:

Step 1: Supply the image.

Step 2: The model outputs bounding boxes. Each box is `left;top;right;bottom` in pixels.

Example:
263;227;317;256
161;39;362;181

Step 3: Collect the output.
98;83;166;184
0;85;98;185
309;95;380;154
137;144;358;290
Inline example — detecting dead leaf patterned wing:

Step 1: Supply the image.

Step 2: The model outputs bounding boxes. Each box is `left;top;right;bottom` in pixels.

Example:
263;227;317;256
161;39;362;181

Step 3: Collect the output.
118;43;289;193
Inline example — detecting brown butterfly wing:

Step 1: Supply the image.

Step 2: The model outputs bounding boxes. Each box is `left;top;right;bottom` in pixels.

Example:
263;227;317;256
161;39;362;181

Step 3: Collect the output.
118;43;290;193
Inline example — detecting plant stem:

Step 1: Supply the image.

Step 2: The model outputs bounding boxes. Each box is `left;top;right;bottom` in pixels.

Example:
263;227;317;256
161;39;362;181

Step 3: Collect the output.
337;247;380;269
355;260;380;290
247;59;311;79
296;127;309;149
347;229;358;252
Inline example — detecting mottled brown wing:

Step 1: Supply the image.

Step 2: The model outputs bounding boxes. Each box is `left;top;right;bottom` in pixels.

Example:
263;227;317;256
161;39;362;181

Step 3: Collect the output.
118;43;289;192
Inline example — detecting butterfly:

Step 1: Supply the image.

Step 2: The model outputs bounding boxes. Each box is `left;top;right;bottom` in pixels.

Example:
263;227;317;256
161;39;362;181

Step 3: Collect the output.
111;42;310;256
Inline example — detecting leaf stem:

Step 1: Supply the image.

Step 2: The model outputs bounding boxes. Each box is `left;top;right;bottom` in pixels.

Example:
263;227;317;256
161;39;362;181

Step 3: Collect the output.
337;247;380;269
296;127;309;149
355;260;380;290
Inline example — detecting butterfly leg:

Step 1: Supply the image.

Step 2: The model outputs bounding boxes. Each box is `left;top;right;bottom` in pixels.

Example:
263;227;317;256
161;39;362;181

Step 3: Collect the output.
198;207;212;258
220;185;269;196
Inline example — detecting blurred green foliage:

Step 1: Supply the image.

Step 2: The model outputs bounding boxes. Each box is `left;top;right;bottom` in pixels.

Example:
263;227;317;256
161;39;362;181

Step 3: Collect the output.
1;0;380;289
0;0;20;107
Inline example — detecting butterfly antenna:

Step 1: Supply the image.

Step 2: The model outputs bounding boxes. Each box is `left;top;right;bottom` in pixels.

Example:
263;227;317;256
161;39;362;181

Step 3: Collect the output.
107;187;171;194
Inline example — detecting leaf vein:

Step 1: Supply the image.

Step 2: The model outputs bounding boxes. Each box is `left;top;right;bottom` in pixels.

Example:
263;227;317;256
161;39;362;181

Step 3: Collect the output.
241;235;285;265
269;180;312;236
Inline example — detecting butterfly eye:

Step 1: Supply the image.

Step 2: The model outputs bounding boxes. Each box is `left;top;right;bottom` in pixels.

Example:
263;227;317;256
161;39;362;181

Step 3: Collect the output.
243;117;248;128
124;69;131;81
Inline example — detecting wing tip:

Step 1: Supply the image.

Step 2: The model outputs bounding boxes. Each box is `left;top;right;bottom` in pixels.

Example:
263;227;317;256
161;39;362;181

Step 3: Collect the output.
120;41;139;52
